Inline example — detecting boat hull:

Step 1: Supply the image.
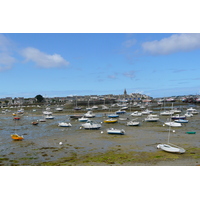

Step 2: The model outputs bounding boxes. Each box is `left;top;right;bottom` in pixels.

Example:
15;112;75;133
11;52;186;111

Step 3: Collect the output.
157;144;185;153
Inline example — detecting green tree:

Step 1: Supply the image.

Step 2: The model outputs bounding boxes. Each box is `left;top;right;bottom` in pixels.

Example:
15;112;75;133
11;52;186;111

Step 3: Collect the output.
35;95;44;103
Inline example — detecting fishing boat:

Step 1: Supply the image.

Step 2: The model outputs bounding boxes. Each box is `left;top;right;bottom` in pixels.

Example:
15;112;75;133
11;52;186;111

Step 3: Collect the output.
11;134;24;141
58;122;72;127
174;119;188;123
104;118;118;123
107;128;125;135
81;121;101;129
78;116;89;122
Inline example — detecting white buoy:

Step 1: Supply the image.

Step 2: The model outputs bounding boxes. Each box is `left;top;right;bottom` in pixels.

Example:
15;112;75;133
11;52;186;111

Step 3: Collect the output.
59;142;63;145
101;131;103;134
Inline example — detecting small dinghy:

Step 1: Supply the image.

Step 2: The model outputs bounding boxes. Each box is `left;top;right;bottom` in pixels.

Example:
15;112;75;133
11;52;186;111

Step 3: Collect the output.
107;114;119;118
78;117;89;122
127;121;140;126
186;131;196;134
58;122;72;127
32;121;39;125
157;123;185;154
107;128;125;135
130;111;142;117
157;143;185;153
164;121;182;127
11;134;24;141
104;118;118;123
174;119;188;123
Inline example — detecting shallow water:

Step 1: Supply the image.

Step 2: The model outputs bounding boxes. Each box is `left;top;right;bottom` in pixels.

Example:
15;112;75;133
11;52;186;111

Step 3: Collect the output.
0;105;200;165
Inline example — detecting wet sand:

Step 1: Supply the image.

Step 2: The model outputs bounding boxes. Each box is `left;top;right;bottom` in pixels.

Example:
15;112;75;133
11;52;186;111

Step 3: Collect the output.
0;105;200;166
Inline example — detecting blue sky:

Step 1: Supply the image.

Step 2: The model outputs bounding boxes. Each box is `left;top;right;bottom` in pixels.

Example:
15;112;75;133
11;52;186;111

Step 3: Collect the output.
1;33;200;98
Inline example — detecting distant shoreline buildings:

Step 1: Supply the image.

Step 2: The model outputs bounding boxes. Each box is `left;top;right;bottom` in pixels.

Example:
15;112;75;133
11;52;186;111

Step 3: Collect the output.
0;89;200;107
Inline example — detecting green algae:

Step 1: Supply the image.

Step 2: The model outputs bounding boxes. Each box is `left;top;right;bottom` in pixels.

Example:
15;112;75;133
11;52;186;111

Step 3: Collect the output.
39;149;185;166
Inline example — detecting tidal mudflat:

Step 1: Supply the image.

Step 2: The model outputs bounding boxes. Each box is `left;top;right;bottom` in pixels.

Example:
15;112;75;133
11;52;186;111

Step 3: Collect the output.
1;106;200;166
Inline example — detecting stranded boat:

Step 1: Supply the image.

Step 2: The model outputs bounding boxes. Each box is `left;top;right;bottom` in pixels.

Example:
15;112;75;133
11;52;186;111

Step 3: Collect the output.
11;134;24;141
104;118;118;123
81;121;101;130
107;128;125;135
58;122;72;127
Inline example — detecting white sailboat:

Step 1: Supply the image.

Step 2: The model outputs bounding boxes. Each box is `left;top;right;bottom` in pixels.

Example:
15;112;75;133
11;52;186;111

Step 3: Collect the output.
157;121;185;153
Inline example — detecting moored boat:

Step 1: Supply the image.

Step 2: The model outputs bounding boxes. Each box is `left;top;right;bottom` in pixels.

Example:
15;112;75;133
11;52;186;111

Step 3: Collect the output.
171;114;186;120
11;134;24;141
32;121;39;125
78;117;89;122
157;143;185;153
186;131;196;134
130;111;142;117
84;111;95;118
107;128;125;135
104;118;118;123
174;119;188;123
115;110;126;114
127;121;140;126
58;122;72;127
144;115;159;122
164;121;182;127
70;115;83;119
81;121;101;130
107;113;119;118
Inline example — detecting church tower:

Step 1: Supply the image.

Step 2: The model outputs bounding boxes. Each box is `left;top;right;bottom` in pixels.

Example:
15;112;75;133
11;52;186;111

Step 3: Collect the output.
124;89;127;97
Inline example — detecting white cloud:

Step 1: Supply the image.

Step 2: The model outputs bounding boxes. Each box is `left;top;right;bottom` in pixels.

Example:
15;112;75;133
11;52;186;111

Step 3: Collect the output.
108;75;117;79
142;33;200;55
122;39;136;48
0;34;12;52
0;35;16;72
21;47;70;68
123;70;135;79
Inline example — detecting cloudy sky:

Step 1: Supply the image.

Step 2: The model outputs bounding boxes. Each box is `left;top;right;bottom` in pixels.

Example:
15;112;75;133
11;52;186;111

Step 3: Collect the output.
1;33;200;98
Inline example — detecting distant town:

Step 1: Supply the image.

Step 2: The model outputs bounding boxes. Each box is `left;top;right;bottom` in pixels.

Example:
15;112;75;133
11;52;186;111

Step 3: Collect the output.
0;89;200;107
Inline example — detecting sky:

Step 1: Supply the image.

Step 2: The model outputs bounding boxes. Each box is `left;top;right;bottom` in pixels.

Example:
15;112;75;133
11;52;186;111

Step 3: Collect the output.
1;33;200;98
